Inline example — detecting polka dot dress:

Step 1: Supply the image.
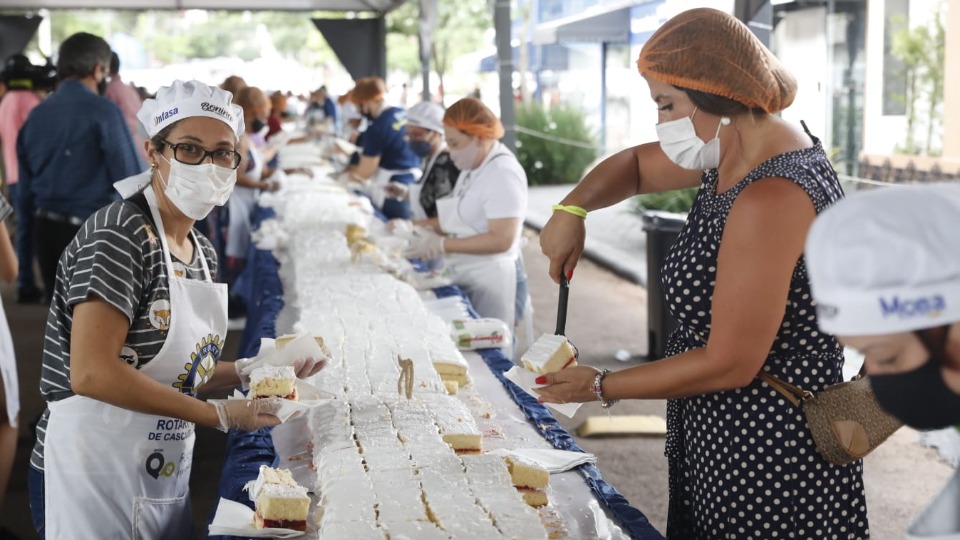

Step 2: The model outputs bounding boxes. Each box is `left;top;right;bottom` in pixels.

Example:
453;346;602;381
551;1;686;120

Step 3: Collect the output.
660;138;869;539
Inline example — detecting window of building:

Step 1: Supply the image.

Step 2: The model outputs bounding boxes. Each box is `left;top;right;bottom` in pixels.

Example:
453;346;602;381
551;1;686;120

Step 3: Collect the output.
882;0;909;115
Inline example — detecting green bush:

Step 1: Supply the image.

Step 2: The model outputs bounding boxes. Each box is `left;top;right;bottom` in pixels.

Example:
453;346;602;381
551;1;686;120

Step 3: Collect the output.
630;187;698;215
515;102;597;185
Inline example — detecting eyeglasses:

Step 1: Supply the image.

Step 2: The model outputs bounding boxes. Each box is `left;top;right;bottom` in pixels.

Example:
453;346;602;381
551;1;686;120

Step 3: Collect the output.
162;140;242;169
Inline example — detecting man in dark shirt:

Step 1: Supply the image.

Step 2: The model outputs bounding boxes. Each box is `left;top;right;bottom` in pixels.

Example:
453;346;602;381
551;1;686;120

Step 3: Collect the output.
17;32;144;299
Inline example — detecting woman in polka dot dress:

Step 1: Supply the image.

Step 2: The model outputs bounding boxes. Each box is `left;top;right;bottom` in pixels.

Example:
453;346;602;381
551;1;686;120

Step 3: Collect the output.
535;8;869;539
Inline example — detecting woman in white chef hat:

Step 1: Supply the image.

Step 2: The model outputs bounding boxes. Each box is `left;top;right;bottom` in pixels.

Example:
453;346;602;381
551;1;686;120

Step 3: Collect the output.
27;80;325;540
805;182;960;540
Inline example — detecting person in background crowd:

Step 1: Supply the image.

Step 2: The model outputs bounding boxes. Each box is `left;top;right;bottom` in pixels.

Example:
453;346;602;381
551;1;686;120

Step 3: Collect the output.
0;55;43;304
0;195;19;540
26;80;324;539
17;32;144;302
345;77;420;220
384;101;458;221
220;75;247;101
404;97;529;332
305;85;337;134
224;86;279;326
533;8;868;537
806;183;960;539
103;51;145;161
267;90;287;140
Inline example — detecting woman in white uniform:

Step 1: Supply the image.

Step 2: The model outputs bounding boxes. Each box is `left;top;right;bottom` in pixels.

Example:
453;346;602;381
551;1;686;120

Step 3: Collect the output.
0;195;18;528
805;183;960;539
26;80;324;539
405;98;529;330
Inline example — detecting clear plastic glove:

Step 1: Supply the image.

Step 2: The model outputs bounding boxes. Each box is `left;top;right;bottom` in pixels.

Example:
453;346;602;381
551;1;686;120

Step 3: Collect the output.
386;218;414;236
212;398;282;432
383;182;409;200
403;228;446;260
234;355;329;389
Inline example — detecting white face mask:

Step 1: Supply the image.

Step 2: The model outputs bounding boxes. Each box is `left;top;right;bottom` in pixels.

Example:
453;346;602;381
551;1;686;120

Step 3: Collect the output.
656;108;729;170
449;138;482;171
158;155;237;220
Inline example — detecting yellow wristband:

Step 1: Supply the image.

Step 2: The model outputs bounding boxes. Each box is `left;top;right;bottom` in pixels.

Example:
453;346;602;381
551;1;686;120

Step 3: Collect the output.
552;204;587;219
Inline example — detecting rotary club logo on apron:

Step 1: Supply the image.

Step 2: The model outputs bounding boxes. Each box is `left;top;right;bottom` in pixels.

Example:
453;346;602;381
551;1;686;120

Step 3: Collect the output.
173;334;223;395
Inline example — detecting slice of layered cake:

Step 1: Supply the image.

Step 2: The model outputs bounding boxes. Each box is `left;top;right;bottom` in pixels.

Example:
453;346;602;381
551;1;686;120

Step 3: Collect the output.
521;334;577;375
250;465;310;531
249;365;298;401
504;455;550;508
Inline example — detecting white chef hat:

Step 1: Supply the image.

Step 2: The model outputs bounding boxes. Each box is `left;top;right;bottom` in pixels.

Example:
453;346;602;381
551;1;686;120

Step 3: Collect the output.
805;182;960;336
137;80;244;139
407;101;445;133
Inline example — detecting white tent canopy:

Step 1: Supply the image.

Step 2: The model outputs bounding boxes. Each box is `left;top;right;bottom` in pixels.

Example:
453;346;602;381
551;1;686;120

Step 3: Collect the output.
0;0;406;10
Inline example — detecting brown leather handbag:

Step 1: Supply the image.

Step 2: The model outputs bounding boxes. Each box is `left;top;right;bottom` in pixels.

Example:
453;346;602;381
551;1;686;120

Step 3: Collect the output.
758;368;903;465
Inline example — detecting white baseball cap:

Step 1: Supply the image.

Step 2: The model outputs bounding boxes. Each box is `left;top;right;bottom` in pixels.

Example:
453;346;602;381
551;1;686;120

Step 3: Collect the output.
805;182;960;336
407;101;445;133
137;80;244;139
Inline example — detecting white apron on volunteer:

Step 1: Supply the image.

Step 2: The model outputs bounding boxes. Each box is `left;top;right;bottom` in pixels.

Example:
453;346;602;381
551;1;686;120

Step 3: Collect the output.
43;185;227;540
436;144;522;329
226;143;264;259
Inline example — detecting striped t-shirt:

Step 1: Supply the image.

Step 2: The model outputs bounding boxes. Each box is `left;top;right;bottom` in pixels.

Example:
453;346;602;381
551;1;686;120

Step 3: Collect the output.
31;193;219;471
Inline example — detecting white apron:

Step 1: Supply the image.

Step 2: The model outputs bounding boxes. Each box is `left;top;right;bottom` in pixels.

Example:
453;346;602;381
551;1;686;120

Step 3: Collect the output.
227;144;264;259
43;186;228;540
437;175;517;329
369;166;421;211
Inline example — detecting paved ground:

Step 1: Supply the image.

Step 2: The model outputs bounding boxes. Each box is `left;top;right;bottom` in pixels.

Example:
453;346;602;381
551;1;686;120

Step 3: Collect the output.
0;192;955;538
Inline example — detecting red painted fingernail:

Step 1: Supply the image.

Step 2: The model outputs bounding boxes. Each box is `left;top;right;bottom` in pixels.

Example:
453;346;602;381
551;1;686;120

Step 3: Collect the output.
566;269;573;281
535;376;547;384
537;398;544;404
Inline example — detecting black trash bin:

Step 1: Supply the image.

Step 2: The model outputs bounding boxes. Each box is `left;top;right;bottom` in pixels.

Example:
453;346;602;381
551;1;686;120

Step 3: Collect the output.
642;210;686;360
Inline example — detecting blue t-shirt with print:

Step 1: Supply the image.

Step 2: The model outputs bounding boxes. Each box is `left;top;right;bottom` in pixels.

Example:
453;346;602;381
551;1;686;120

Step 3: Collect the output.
361;106;420;171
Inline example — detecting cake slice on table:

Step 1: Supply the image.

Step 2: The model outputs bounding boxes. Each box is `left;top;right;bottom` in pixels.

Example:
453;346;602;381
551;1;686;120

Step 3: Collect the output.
249;365;298;401
521;334;577;374
504;454;550;508
249;465;311;531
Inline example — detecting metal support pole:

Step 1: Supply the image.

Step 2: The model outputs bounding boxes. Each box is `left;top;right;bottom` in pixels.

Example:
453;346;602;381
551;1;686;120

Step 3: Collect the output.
600;41;608;156
495;0;517;151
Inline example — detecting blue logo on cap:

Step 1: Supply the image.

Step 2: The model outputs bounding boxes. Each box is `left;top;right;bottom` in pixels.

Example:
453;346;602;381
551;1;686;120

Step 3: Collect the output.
153;107;179;126
880;294;946;319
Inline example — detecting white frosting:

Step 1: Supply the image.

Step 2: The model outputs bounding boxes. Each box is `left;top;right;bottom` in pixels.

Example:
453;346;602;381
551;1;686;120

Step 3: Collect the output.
249;365;296;383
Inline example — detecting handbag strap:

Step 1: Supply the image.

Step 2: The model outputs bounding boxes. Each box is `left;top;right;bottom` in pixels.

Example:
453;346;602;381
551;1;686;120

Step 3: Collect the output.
757;363;867;408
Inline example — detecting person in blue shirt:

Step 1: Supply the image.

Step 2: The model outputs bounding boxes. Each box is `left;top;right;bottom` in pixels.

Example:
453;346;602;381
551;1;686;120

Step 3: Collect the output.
17;32;144;299
344;77;420;220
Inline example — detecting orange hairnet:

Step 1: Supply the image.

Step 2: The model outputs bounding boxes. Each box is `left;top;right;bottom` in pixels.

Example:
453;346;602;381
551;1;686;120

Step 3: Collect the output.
351;77;386;104
443;97;504;140
269;91;287;112
636;8;797;114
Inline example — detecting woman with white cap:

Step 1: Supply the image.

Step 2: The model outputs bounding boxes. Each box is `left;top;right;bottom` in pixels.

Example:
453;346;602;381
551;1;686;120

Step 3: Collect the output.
534;8;867;537
26;80;325;539
806;182;960;539
384;100;459;221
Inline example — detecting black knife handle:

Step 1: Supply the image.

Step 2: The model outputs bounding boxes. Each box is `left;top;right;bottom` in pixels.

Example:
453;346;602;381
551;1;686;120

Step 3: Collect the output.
556;275;570;336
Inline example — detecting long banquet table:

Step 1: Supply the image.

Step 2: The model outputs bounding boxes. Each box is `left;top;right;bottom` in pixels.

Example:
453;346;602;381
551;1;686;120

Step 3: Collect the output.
209;151;664;540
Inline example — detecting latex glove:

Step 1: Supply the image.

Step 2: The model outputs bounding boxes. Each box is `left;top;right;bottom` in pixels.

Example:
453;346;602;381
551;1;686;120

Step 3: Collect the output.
235;354;329;389
404;228;445;260
212;398;282;432
386;218;414;236
383;182;409;200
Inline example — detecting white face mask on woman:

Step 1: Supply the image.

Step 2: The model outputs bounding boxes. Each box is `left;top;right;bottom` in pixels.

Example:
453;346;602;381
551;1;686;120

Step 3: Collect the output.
449;138;482;171
656;108;729;170
158;155;237;220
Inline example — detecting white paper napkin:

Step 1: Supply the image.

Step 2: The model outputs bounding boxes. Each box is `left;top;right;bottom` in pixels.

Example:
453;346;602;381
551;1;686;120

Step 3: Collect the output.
212;379;335;423
208;497;307;538
503;366;581;418
487;447;597;473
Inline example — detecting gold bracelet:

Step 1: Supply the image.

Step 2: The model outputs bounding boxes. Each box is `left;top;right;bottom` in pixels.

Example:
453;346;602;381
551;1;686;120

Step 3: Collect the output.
551;204;587;219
